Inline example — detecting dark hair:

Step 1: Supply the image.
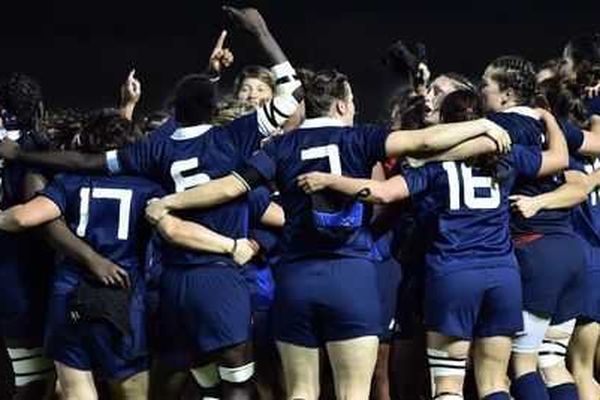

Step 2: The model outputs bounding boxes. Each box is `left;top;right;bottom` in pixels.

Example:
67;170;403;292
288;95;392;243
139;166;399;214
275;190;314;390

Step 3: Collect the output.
172;74;218;127
233;65;275;96
565;34;600;91
78;108;141;153
303;69;350;118
440;89;482;123
536;77;589;128
0;73;43;130
388;85;426;129
487;56;537;105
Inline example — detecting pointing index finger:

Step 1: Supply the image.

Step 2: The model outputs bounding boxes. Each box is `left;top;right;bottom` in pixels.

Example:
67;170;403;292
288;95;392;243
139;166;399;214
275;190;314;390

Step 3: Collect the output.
214;30;228;52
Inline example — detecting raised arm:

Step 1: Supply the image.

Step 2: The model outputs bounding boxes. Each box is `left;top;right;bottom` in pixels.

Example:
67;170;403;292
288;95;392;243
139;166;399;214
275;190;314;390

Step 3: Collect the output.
385;118;511;158
510;170;590;218
296;172;410;205
155;214;259;266
119;69;141;121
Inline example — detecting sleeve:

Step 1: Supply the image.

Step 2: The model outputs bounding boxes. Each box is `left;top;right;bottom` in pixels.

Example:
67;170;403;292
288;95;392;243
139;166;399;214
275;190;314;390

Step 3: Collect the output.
402;165;432;197
256;61;301;136
236;143;278;189
106;136;161;176
511;145;543;179
37;175;68;215
560;119;584;153
247;186;272;225
357;124;391;165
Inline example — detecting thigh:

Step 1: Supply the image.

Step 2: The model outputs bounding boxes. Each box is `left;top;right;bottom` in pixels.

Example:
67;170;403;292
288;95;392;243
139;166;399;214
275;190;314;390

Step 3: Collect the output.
55;361;97;400
277;341;320;400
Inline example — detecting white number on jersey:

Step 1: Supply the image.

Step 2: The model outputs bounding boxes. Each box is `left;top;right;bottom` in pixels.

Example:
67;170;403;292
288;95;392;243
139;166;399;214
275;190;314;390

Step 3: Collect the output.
585;158;600;206
170;158;211;193
77;187;133;240
301;144;342;175
443;161;500;210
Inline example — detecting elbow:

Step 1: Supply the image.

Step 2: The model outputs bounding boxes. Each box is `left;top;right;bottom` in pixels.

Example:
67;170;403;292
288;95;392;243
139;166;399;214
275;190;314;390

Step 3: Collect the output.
370;187;397;205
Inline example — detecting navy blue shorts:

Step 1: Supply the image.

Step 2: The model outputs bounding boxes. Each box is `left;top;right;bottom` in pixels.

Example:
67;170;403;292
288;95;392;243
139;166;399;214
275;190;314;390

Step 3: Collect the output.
44;292;148;381
376;257;402;342
157;264;251;369
580;247;600;323
394;264;425;340
273;257;381;348
424;267;523;339
515;233;586;324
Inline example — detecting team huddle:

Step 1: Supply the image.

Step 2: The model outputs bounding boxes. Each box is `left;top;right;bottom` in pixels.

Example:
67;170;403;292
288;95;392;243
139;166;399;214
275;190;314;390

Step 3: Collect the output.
0;6;599;400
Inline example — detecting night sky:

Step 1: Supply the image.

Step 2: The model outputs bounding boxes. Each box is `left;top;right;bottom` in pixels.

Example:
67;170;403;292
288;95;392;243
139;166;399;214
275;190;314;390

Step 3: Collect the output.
1;0;598;121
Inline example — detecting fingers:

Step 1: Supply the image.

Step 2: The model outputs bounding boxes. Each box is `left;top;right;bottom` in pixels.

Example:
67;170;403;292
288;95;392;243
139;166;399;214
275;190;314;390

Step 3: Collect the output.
115;268;131;289
222;5;241;19
213;30;228;53
127;69;136;82
509;195;524;202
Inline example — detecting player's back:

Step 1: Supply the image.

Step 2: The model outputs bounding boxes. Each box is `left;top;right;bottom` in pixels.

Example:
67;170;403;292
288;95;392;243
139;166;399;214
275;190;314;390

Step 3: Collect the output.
488;108;570;235
403;145;542;274
42;173;163;291
114;114;268;267
260;120;388;261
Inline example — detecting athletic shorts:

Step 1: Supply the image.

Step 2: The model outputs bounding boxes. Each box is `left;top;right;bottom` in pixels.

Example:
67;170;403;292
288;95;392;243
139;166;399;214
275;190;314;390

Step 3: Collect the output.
580;246;600;323
157;264;252;369
273;257;381;348
515;233;586;324
44;292;148;381
376;257;402;342
424;267;523;339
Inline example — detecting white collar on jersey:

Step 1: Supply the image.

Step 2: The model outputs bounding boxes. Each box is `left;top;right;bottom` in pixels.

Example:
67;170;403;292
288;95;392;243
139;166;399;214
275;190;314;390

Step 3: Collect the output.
299;117;347;129
500;106;540;120
170;124;213;140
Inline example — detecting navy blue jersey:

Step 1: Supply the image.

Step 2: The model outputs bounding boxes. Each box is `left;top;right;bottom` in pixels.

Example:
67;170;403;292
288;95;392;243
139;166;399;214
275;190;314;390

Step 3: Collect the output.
403;145;541;274
586;95;600;117
40;174;164;293
0;131;54;317
108;113;271;267
488;109;570;235
247;119;389;262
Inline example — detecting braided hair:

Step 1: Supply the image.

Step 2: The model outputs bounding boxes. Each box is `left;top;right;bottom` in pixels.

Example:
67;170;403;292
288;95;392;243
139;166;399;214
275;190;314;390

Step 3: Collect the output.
487;56;537;106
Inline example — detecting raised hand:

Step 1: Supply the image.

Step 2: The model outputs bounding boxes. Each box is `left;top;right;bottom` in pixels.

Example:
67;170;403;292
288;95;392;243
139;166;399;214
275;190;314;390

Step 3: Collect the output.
222;6;269;37
120;69;141;106
207;30;235;75
297;172;333;194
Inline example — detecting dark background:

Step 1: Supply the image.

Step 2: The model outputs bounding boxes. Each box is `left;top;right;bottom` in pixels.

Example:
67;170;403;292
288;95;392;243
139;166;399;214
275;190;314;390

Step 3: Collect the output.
1;0;598;121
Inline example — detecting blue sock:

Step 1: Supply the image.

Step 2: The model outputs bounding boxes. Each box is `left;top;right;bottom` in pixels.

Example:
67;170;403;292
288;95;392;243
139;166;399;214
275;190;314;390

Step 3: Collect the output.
511;372;550;400
548;383;578;400
483;391;510;400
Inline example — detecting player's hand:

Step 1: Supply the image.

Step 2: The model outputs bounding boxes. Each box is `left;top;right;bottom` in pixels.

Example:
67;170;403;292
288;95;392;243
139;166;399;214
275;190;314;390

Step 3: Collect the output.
120;69;141;106
231;238;260;266
509;194;542;219
585;82;600;98
297;172;333;194
223;6;269;37
0;138;20;160
483;119;511;154
145;198;169;225
208;30;234;75
87;257;131;288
